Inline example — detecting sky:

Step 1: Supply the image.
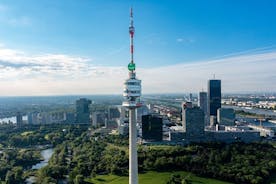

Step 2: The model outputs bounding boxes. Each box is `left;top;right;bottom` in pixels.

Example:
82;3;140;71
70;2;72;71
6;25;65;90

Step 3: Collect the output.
0;0;276;96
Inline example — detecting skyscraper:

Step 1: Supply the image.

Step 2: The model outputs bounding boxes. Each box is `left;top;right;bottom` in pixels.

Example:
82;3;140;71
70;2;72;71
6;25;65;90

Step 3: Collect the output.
92;112;105;127
198;91;207;115
16;112;23;127
108;106;120;120
217;108;235;126
142;114;162;141
76;98;91;124
208;79;221;117
189;93;193;102
182;102;204;141
122;8;141;184
199;91;208;126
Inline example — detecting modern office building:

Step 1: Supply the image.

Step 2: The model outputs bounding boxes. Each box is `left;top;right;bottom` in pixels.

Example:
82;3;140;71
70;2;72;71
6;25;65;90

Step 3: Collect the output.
189;93;193;102
182;102;205;141
117;106;129;135
199;91;208;126
199;91;207;115
92;112;106;127
142;114;162;141
108;106;120;120
208;79;221;117
27;112;39;124
49;112;66;124
76;98;91;124
65;112;75;124
16;112;23;127
217;108;235;126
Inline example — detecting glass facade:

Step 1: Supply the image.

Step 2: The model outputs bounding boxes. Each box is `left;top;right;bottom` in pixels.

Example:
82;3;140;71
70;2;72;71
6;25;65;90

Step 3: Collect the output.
208;80;221;116
142;114;162;141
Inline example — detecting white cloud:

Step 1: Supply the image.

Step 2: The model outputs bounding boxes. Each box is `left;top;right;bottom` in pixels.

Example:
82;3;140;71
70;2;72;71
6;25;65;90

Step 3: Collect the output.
139;52;276;93
0;47;91;79
0;45;275;95
0;45;127;95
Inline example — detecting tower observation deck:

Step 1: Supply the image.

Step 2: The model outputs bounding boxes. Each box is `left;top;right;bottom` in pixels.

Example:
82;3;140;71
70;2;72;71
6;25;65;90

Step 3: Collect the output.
122;8;141;184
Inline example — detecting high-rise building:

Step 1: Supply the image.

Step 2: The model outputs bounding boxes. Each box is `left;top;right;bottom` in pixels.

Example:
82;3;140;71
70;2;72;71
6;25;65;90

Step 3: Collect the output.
27;113;33;124
199;91;208;126
108;106;120;120
182;102;204;141
76;98;91;124
208;79;221;117
117;106;129;135
189;93;193;102
28;112;39;124
16;112;23;127
92;112;105;127
65;112;75;124
142;114;162;141
50;112;66;124
217;108;235;126
198;91;207;115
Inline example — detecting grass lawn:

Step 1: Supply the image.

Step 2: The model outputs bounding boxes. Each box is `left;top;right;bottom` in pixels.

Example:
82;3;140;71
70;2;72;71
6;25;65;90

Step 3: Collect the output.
87;171;233;184
21;131;34;136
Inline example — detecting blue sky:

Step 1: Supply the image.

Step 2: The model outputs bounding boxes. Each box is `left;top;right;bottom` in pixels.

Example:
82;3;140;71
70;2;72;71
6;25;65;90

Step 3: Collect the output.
0;0;276;95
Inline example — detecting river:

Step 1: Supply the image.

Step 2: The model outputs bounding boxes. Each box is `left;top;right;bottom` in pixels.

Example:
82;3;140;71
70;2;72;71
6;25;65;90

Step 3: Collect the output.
31;148;54;169
25;148;54;184
224;105;276;116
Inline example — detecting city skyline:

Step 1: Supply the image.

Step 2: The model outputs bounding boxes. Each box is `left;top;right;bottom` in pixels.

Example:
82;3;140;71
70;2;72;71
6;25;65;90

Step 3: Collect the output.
0;0;276;95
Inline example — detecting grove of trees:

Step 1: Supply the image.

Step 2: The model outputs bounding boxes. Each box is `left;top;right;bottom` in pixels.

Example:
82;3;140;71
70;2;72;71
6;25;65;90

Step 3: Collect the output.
1;123;276;184
43;132;276;184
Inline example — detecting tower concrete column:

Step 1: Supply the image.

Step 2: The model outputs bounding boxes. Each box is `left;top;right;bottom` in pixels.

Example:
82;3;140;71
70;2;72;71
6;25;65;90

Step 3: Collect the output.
129;108;138;184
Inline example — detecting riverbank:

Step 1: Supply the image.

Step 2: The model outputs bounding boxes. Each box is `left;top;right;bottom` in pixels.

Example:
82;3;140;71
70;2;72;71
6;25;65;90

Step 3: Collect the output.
31;148;54;170
25;148;54;184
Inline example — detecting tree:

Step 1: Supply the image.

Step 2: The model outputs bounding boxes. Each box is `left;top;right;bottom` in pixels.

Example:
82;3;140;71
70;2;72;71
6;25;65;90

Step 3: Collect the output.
41;177;56;184
74;174;86;184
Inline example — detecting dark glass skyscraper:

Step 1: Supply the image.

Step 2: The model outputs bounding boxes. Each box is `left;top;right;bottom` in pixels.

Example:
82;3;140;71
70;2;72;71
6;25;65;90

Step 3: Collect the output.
16;112;23;127
142;114;162;141
76;98;91;124
199;91;207;115
208;79;221;116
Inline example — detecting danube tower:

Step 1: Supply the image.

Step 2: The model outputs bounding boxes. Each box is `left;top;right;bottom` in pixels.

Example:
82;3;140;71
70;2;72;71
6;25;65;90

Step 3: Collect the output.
122;8;142;184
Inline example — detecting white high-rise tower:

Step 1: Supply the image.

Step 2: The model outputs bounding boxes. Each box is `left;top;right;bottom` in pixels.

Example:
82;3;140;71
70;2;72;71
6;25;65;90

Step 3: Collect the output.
122;8;141;184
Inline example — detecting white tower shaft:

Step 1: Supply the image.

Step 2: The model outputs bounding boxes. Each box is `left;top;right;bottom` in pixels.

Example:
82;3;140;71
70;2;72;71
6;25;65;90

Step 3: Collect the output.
129;108;138;184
